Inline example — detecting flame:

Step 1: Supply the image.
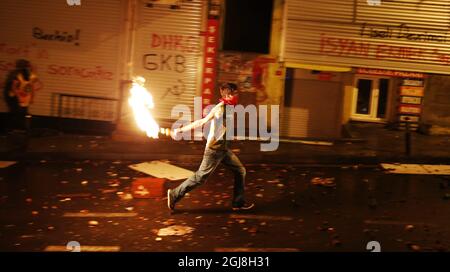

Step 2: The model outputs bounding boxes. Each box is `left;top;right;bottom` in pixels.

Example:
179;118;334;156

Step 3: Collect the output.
128;77;160;138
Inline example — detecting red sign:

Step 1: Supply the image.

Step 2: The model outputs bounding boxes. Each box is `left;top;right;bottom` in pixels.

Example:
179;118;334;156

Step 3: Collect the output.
201;19;219;112
357;68;425;79
399;86;424;97
399;104;421;115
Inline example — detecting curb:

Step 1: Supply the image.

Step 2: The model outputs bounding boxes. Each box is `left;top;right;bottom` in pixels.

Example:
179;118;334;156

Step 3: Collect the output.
1;151;449;165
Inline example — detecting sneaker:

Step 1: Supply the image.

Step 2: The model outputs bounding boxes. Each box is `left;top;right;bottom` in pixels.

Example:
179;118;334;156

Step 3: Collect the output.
167;189;175;210
232;202;255;211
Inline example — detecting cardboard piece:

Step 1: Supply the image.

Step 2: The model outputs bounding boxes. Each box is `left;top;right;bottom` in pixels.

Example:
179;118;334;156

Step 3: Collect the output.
129;161;194;181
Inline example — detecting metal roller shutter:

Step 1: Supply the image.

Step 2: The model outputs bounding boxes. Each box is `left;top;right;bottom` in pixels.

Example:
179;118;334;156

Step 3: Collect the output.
131;0;205;120
282;0;450;75
281;72;342;138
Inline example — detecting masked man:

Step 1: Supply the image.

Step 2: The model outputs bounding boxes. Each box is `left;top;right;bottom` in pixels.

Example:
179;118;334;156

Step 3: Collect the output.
167;83;254;211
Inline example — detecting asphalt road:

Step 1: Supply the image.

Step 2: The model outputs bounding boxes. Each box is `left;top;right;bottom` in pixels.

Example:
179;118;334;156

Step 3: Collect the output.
1;160;449;252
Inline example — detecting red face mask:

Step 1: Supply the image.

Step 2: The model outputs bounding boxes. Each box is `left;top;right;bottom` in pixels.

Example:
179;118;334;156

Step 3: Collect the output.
220;95;238;106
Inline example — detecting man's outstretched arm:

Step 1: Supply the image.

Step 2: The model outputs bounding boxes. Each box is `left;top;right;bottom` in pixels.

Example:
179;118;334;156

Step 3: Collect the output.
177;102;223;133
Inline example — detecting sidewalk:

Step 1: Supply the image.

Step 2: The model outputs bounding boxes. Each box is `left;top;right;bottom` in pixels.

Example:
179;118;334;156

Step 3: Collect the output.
0;122;449;164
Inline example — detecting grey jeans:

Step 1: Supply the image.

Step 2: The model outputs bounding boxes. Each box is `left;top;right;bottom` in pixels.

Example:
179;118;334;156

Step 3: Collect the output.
171;147;246;207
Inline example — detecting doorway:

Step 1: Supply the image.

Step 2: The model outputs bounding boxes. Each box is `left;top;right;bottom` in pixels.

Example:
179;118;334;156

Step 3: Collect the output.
351;76;391;122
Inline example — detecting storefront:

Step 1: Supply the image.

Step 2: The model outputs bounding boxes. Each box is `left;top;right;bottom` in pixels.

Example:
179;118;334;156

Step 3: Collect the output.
0;0;207;131
280;0;450;138
0;0;126;123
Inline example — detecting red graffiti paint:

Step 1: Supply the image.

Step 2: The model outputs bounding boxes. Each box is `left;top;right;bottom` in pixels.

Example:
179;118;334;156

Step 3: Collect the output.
151;33;198;53
47;65;113;80
320;34;370;57
319;33;450;66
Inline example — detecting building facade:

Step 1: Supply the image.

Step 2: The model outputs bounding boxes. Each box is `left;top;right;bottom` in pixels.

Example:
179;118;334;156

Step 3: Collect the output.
0;0;207;131
280;0;450;138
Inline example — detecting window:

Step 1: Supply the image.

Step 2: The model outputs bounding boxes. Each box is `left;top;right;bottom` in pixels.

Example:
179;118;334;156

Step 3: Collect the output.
222;0;273;53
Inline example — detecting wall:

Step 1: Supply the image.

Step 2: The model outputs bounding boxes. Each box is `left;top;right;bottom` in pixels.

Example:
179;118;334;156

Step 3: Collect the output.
281;68;344;138
341;73;355;124
0;0;124;121
421;74;450;134
217;52;282;105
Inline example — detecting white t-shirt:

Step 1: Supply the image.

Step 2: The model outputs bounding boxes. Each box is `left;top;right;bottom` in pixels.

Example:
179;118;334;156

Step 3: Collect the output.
206;102;227;150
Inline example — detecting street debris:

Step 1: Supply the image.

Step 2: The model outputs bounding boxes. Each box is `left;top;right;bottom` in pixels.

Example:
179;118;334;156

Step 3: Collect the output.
157;225;194;236
119;176;131;180
88;220;99;226
163;219;176;226
405;225;415;231
101;189;117;194
117;192;133;200
131;178;166;198
248;227;258;234
310;177;336;187
381;163;450;175
0;161;17;168
407;243;421;252
107;172;118;177
129;161;194;181
57;193;91;198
